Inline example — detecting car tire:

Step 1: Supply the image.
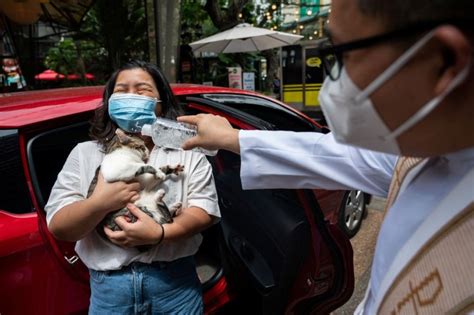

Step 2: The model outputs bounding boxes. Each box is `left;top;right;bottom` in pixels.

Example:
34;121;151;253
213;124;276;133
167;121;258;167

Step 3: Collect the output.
338;190;366;238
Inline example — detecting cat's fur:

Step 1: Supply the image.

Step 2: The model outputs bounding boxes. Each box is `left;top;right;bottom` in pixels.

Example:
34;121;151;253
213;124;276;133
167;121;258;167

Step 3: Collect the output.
87;129;184;245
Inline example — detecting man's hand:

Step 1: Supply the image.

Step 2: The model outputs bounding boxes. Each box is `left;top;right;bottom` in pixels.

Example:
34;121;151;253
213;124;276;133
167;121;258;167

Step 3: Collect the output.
178;114;241;154
103;203;162;247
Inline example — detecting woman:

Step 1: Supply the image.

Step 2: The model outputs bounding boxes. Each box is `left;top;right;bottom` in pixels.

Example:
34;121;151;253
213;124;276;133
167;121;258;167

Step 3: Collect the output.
45;60;220;314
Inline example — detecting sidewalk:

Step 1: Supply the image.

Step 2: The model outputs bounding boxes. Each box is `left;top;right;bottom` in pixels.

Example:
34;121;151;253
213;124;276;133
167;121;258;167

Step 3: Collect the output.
332;197;386;314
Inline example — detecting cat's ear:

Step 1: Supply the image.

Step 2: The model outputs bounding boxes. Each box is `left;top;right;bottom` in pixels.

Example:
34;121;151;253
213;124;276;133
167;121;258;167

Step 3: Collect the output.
115;128;130;144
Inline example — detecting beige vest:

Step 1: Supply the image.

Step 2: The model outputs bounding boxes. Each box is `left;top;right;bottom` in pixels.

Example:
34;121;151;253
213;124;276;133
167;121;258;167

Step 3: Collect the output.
358;157;474;315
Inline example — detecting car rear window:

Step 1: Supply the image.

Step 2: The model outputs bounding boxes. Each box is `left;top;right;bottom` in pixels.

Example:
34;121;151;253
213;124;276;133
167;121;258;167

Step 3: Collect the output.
27;122;91;209
0;130;33;214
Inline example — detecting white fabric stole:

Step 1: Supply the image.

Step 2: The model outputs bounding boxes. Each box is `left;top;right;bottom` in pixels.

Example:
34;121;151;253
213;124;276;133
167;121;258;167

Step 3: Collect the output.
374;168;474;314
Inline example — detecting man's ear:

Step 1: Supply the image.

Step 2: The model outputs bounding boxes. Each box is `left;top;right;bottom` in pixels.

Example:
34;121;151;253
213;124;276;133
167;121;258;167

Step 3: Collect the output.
433;25;471;95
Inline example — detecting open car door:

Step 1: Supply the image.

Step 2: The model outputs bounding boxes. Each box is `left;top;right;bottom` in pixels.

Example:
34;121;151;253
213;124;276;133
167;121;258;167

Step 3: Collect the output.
26;120;92;286
184;96;354;314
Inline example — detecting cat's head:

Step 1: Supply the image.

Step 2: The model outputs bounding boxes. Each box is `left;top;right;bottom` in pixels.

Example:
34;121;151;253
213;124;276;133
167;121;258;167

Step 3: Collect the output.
104;129;149;161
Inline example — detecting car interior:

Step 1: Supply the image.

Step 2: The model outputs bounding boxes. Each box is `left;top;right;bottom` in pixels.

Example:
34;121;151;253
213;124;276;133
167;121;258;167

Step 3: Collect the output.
0;129;33;214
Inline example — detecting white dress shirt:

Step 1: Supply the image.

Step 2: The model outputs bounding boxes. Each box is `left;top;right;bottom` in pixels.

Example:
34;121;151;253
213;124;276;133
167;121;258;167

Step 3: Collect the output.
239;130;474;314
45;141;220;271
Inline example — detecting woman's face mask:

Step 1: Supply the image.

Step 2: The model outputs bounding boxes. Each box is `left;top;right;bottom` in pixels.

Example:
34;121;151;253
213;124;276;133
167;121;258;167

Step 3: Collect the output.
318;30;470;155
108;93;161;133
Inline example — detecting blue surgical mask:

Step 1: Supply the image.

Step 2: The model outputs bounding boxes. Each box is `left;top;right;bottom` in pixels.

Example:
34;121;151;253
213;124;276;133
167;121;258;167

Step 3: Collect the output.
108;93;160;133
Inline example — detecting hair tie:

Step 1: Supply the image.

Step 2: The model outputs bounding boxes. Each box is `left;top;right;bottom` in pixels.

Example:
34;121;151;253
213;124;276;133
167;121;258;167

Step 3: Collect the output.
156;224;165;245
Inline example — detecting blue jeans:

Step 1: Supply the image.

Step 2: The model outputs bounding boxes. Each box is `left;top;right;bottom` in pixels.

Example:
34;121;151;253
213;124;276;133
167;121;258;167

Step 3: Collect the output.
88;256;203;315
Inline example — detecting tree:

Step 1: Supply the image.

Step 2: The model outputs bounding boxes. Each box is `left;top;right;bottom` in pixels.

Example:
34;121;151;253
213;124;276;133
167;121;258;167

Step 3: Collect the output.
44;38;98;76
256;1;283;92
181;0;282;92
204;0;251;30
43;0;148;85
86;0;148;72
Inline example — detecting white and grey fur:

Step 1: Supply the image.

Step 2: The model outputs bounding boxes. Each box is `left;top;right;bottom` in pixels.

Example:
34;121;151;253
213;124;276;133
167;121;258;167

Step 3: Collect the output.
87;129;184;241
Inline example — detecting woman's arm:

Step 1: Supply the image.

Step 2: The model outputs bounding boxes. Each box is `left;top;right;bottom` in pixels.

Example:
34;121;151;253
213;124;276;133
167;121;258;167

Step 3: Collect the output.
49;173;141;241
103;204;213;247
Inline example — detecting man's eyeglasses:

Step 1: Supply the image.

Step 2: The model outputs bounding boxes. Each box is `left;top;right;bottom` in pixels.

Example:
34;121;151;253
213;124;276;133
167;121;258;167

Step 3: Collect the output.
316;20;470;81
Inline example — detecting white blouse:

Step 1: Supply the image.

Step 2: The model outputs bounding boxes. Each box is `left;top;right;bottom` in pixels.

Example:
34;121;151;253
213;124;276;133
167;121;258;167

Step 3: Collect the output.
45;141;220;271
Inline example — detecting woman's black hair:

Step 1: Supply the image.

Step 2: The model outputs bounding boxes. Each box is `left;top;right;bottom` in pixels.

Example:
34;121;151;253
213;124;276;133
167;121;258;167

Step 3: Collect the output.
89;60;183;146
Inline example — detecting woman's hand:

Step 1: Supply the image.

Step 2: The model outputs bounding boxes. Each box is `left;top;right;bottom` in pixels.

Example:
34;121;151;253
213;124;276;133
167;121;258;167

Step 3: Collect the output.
88;173;141;214
49;174;140;242
103;203;162;247
104;203;214;248
178;114;240;154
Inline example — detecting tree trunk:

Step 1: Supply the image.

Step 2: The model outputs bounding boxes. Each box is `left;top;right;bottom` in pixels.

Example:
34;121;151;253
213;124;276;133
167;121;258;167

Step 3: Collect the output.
262;49;279;92
153;0;181;82
74;39;87;82
96;0;129;71
145;0;158;65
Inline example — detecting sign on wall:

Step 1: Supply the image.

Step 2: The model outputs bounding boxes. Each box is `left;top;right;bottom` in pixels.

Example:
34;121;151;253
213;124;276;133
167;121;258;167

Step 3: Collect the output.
242;72;255;91
227;67;242;89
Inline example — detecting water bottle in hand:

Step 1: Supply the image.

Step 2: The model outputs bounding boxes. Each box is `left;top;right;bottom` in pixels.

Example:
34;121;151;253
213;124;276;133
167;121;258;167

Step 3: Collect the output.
141;117;218;156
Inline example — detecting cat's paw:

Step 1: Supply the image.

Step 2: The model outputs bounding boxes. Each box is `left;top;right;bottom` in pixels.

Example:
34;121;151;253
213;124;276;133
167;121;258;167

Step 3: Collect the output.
159;164;185;176
172;164;185;175
154;170;167;181
154;189;166;202
169;201;182;216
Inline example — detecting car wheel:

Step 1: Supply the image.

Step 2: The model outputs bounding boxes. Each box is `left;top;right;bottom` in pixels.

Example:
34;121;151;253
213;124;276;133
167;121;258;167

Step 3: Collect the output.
339;190;366;238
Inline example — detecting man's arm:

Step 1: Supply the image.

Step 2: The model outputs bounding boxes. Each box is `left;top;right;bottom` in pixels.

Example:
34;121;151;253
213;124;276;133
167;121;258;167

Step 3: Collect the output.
178;114;397;197
239;130;396;197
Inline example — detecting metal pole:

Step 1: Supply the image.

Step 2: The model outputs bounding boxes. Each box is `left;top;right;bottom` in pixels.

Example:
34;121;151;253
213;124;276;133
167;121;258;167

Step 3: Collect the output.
279;46;283;101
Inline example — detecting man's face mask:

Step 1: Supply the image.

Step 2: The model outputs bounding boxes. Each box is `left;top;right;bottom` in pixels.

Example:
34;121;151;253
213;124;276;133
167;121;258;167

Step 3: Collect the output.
319;30;470;155
108;93;160;133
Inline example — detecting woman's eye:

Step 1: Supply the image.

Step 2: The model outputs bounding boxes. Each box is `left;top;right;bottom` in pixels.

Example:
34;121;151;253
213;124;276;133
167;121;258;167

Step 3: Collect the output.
138;90;152;95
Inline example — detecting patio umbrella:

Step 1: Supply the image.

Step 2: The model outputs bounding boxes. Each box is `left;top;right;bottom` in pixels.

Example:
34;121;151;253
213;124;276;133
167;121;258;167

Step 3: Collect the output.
0;0;93;27
189;23;303;54
34;69;65;81
39;0;94;29
65;73;95;80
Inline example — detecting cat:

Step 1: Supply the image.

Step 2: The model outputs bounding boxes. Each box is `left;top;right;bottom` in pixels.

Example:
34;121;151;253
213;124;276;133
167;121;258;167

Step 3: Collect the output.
87;128;184;244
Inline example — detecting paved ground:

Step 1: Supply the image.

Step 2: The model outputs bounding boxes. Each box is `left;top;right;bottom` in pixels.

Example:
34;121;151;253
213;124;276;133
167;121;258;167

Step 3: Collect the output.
332;197;386;315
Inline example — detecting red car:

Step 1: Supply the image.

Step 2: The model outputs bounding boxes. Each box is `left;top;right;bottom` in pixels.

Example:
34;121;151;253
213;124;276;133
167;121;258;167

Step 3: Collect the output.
0;85;354;314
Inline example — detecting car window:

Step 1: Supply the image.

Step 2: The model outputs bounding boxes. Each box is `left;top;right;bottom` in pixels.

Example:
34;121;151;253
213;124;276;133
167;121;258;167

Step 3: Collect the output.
27;122;91;209
200;93;319;132
0;129;33;214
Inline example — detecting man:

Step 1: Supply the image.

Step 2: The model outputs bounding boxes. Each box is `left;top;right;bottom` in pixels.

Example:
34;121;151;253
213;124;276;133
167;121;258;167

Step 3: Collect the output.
179;0;474;314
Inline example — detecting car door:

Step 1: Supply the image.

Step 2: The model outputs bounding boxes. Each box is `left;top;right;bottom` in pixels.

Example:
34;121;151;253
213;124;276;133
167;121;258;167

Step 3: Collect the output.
0;125;91;315
26;119;93;284
183;95;354;314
